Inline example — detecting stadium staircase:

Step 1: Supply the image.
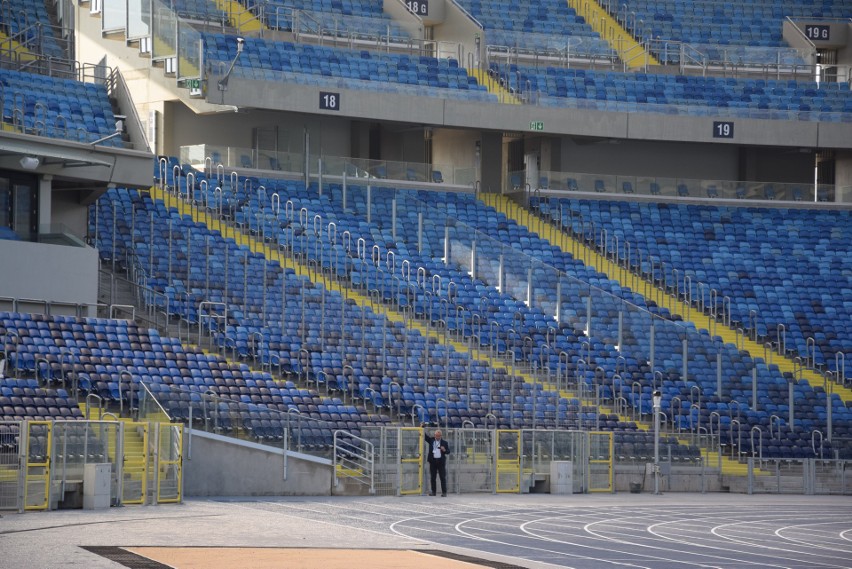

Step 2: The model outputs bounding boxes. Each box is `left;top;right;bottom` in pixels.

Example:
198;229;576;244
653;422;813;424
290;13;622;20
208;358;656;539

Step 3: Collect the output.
0;31;38;63
77;402;151;503
565;0;658;69
214;0;264;33
465;68;521;104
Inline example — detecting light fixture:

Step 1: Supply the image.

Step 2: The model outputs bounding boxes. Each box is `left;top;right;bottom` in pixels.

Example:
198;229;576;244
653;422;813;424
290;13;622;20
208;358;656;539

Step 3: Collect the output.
19;156;40;170
218;37;245;93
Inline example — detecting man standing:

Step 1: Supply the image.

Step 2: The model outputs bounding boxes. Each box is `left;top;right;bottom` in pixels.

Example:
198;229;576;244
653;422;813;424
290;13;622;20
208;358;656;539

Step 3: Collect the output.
423;425;451;496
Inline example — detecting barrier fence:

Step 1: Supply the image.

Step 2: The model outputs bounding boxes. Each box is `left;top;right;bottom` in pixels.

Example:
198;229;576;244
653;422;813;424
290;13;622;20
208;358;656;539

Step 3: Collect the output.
0;419;182;512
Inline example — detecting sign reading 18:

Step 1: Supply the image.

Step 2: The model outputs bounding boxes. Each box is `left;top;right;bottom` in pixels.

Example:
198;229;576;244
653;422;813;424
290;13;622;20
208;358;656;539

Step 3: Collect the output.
319;91;340;111
406;0;428;16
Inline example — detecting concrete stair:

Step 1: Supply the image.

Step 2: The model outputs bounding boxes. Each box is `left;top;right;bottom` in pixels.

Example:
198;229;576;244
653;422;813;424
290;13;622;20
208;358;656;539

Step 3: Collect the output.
565;0;659;69
77;403;149;504
466;68;521;104
214;0;264;32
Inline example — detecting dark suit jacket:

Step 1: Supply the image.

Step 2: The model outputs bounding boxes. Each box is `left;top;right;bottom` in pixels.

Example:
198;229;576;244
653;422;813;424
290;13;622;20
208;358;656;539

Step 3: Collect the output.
424;433;451;465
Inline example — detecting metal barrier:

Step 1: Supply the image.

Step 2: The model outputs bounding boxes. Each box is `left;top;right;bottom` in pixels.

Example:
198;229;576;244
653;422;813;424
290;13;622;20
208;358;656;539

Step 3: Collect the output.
24;421;51;510
747;458;852;495
0;419;180;510
0;421;23;512
50;420;123;508
333;430;374;494
154;423;183;503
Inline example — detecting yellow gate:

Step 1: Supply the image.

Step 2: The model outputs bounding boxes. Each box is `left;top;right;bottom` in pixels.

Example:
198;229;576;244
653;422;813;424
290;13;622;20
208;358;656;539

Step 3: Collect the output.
156;423;183;503
24;421;51;511
588;431;613;493
495;429;521;493
122;422;149;505
399;427;423;495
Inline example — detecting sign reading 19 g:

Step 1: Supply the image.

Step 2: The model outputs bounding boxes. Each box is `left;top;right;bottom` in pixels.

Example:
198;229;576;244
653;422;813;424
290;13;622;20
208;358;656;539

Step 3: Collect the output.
804;24;830;41
319;91;340;111
712;121;734;139
406;0;428;16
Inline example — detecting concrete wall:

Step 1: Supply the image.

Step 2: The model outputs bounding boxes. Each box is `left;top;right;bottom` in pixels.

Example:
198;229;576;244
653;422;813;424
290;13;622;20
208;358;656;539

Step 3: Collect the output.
559;138;741;181
167;104;352;159
383;0;425;38
184;431;334;496
431;0;481;65
836;150;852;191
0;239;98;309
219;78;852;153
51;189;90;238
432;127;479;179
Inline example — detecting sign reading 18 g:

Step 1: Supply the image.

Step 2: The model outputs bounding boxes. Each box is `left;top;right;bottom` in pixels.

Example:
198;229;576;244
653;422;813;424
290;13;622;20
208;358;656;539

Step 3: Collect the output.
319;91;340;111
712;121;734;139
406;0;428;16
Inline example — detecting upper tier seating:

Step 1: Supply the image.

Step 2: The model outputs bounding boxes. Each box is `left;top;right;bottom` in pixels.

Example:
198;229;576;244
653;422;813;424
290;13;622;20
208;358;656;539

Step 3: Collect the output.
203;34;494;101
548;199;851;369
0;0;65;58
456;0;614;57
489;63;852;121
0;69;123;145
171;0;227;23
613;0;850;63
665;0;847;45
259;0;411;41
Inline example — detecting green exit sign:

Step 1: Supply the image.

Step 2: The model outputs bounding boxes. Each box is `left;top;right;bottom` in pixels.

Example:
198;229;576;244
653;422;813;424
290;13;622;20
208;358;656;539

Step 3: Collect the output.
529;121;544;131
187;78;202;97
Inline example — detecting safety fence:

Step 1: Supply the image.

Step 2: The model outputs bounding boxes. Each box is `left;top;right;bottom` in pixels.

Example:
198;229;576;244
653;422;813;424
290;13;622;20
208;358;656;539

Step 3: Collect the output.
0;419;182;512
350;427;608;496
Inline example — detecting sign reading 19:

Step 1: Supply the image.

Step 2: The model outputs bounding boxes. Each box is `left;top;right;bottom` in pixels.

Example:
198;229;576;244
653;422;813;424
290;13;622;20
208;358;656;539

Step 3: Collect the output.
406;0;428;16
319;91;340;111
713;121;734;139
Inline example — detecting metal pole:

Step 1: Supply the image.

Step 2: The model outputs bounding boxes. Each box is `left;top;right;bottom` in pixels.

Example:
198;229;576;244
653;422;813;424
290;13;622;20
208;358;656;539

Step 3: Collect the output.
653;391;661;495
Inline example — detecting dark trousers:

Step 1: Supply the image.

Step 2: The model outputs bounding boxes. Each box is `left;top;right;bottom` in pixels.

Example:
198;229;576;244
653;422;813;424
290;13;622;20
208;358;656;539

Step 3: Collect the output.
429;459;447;495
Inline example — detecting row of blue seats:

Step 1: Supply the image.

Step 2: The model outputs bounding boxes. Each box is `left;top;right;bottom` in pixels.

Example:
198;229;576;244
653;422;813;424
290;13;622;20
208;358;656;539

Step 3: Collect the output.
458;0;613;56
0;0;65;58
543;199;852;365
0;69;122;146
203;33;494;99
490;63;852;118
260;0;410;40
609;0;850;53
153;166;848;456
92;184;646;435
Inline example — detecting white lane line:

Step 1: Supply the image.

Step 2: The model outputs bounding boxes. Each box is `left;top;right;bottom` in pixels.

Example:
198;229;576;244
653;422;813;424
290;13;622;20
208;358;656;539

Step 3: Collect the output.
519;515;725;569
390;512;573;569
708;517;852;569
774;521;852;552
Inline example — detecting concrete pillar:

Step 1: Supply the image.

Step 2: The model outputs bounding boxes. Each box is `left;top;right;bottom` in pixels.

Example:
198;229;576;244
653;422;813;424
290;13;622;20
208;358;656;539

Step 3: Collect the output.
834;150;852;202
480;131;503;193
38;174;53;228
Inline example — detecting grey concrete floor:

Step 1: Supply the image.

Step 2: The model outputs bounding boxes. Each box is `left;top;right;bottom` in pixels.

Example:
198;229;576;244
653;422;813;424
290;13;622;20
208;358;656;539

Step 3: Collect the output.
1;493;851;569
